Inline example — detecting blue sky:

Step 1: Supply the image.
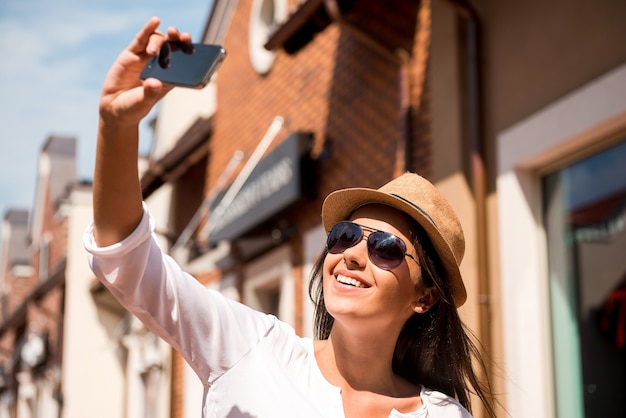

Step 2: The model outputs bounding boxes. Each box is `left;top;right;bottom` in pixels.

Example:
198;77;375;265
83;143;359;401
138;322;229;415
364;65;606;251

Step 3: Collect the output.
0;0;213;216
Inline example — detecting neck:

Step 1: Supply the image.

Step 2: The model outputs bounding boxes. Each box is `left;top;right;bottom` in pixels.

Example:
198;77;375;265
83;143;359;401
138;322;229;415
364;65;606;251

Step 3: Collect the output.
316;324;415;397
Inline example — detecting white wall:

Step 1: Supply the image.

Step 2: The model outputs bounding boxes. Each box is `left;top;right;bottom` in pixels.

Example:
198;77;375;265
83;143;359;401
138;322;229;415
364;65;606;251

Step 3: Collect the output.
61;186;126;418
151;81;218;160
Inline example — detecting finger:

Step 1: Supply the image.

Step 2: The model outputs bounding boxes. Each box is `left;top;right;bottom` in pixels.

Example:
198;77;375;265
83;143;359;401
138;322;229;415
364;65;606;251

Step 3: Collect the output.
165;27;193;43
112;80;171;123
142;78;165;100
146;31;166;56
166;26;181;40
178;32;193;43
140;80;174;113
127;16;161;55
142;77;175;97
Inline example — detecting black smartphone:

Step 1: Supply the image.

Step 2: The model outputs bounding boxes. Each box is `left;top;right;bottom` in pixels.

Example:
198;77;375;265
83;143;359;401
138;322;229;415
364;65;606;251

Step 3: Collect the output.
140;41;227;89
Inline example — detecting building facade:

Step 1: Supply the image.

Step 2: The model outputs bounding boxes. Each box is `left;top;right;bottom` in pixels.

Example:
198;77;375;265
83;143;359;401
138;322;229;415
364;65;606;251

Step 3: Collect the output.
138;1;626;417
0;135;173;418
149;0;494;416
0;136;75;417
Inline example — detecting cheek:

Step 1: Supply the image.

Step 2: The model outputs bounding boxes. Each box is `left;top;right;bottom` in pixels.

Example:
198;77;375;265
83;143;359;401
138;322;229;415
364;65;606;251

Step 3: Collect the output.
389;268;422;301
388;274;417;299
321;254;336;286
323;252;342;272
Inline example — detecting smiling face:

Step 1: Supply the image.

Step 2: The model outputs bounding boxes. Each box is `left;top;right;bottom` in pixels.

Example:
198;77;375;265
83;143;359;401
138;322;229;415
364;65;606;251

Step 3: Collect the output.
322;204;435;334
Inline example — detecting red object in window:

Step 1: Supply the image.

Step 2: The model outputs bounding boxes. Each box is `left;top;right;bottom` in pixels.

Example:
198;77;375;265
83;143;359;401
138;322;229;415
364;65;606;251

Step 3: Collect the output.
598;279;626;350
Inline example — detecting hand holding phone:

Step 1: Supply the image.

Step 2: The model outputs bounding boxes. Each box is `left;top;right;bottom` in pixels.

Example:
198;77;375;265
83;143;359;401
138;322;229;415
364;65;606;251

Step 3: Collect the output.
140;41;227;89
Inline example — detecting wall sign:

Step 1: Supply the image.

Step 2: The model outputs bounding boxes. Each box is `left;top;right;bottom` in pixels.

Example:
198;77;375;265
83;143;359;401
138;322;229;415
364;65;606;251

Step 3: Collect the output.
209;132;313;243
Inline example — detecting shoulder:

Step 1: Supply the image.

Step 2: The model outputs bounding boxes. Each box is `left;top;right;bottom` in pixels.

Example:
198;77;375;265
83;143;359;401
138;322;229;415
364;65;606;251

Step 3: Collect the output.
420;387;473;418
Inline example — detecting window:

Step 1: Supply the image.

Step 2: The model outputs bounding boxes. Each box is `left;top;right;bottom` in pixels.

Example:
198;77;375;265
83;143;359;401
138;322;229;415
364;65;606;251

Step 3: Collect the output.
248;0;287;75
38;234;50;282
253;282;281;316
497;63;626;417
543;140;626;417
243;245;294;325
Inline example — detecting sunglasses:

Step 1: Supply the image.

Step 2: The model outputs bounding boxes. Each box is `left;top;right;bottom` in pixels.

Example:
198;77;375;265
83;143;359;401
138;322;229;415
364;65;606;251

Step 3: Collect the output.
326;221;418;270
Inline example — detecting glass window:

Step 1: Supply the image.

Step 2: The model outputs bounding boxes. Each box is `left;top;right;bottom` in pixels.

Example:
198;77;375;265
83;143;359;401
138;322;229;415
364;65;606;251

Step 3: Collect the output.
248;0;287;75
543;139;626;418
253;280;281;317
243;245;294;325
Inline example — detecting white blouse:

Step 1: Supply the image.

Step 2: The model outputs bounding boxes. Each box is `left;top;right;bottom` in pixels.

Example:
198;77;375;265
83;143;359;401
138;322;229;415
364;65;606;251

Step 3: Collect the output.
83;206;472;418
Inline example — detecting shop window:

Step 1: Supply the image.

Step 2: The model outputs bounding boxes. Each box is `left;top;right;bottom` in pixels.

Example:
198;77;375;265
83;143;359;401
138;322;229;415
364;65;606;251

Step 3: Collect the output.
543;140;626;417
253;279;281;317
497;63;626;417
243;245;294;325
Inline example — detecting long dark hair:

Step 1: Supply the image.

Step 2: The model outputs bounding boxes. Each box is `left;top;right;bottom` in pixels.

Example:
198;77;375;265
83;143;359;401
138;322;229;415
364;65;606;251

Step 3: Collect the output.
309;218;497;417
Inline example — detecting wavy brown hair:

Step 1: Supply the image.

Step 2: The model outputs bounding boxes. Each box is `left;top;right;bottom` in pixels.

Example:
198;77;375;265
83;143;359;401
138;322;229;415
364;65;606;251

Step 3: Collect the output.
309;216;498;417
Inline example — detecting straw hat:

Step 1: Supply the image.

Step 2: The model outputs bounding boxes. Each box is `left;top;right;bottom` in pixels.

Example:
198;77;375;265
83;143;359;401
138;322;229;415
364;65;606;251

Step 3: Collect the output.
321;172;467;307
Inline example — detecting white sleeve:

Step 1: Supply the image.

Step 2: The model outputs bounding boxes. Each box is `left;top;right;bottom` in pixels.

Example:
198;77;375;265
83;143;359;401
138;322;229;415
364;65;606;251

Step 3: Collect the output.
83;205;275;384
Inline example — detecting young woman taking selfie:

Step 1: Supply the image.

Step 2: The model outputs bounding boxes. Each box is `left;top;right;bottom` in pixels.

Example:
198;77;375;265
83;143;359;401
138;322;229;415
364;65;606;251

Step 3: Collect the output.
84;17;497;418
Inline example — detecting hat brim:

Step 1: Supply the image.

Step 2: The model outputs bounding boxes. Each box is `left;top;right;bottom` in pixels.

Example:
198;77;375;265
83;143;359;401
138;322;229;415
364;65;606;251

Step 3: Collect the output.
322;187;467;307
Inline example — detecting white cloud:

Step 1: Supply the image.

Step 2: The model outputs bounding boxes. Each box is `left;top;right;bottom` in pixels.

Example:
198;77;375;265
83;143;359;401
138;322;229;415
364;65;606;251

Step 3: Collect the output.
0;0;211;215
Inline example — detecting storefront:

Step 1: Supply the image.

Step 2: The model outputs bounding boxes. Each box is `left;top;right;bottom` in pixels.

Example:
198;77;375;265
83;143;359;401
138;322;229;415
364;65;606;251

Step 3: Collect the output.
498;63;626;418
185;130;318;327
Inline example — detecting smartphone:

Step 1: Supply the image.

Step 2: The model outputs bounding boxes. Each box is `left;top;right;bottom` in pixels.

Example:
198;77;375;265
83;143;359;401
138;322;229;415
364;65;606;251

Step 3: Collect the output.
140;41;227;89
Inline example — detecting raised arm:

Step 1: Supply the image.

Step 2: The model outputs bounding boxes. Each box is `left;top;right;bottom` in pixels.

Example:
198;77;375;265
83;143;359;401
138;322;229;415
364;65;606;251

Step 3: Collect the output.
93;17;191;246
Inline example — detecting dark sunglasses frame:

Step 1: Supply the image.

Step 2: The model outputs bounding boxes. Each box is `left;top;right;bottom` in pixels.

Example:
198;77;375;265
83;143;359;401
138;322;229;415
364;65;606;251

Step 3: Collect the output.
326;221;418;270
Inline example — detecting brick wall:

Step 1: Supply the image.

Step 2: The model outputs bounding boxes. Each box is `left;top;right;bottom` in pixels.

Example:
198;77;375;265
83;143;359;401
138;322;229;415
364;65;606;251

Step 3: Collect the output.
210;0;431;229
0;162;68;407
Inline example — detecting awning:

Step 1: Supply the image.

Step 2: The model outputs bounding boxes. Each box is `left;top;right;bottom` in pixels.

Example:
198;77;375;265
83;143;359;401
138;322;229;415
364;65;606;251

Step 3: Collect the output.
264;0;333;54
140;117;213;198
264;0;421;56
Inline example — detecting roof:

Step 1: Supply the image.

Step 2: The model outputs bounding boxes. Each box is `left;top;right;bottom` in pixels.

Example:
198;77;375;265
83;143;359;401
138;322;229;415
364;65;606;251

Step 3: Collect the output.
264;0;421;55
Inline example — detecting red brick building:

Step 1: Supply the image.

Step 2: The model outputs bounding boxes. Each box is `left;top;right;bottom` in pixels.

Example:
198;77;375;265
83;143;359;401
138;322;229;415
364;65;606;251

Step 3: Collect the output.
142;0;500;416
0;136;76;417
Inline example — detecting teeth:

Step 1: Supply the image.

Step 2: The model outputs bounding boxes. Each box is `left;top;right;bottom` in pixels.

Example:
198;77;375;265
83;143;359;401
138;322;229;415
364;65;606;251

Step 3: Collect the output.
336;275;364;288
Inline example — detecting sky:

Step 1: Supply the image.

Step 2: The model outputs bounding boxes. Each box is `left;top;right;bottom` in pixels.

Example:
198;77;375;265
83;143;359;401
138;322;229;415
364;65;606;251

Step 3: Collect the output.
0;0;213;216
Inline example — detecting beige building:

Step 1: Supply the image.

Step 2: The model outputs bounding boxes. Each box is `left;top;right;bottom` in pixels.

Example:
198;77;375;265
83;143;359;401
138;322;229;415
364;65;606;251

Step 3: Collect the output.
0;137;171;418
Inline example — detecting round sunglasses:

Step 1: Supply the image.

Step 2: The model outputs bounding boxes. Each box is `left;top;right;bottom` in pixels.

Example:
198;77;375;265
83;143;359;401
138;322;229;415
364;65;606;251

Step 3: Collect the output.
326;221;418;270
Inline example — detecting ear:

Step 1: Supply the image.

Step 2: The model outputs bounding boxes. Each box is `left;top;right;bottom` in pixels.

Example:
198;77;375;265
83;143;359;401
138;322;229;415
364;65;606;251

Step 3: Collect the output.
411;286;439;314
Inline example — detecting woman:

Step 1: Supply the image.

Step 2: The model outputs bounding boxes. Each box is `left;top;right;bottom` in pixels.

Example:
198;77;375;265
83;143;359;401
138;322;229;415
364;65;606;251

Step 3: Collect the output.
84;17;497;417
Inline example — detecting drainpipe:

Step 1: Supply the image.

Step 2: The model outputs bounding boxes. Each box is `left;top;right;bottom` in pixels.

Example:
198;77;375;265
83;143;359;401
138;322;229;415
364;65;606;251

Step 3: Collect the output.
443;0;492;372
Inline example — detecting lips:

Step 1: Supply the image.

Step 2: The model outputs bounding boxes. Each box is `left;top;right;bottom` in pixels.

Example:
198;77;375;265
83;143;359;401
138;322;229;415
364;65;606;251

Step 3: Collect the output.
336;274;370;288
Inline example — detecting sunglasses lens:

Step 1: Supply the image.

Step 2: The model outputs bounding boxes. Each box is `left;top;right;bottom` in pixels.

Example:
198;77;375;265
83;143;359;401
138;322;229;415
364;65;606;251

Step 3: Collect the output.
327;222;409;270
327;221;362;254
367;232;407;270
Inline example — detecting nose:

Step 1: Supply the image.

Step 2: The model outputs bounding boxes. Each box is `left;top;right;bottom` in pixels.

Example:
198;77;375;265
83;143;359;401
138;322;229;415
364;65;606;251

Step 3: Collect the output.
341;236;368;268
